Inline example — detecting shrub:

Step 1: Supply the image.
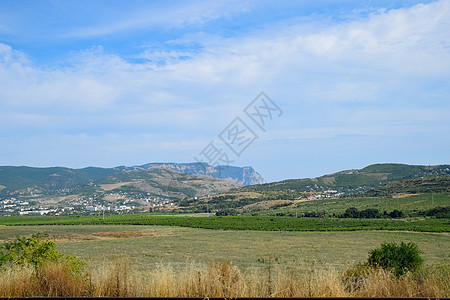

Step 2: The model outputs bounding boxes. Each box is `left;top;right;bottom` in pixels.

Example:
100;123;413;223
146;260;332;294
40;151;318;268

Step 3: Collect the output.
422;206;450;218
367;242;423;276
340;207;360;218
339;207;382;218
388;209;404;218
0;233;86;275
215;209;238;216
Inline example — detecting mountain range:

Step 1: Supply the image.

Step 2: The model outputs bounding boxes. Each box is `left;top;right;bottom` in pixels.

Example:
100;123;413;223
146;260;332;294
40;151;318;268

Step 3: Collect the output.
0;163;264;197
116;162;265;186
1;162;449;201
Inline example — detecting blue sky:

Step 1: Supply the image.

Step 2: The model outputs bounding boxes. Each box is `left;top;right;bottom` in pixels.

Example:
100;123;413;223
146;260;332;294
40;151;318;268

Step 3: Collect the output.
0;0;449;182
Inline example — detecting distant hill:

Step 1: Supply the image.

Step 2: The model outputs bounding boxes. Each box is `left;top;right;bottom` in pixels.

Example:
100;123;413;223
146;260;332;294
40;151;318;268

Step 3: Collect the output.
97;168;242;200
1;162;449;215
0;166;118;194
180;164;450;214
117;162;265;186
0;162;261;196
240;163;450;194
364;176;450;196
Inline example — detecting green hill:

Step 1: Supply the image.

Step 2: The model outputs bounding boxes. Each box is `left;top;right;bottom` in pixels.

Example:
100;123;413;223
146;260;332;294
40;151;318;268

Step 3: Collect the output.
0;166;118;194
0;165;242;205
364;176;450;196
240;163;450;194
0;162;261;197
97;168;242;200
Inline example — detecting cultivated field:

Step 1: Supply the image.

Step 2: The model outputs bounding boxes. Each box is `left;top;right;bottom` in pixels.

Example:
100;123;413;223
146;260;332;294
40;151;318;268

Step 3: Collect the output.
260;192;450;216
0;225;448;272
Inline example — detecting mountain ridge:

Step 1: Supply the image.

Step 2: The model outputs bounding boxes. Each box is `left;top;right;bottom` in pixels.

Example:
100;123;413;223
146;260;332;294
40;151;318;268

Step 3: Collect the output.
0;162;264;196
116;162;265;186
1;162;449;216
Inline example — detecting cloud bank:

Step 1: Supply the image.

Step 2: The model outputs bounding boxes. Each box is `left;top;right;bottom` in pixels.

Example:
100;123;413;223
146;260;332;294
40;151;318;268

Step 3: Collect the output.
0;0;449;181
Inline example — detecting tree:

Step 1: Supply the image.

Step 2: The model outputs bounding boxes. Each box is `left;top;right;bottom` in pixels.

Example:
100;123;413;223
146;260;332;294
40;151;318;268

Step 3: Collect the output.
216;208;238;216
341;207;360;218
388;209;404;218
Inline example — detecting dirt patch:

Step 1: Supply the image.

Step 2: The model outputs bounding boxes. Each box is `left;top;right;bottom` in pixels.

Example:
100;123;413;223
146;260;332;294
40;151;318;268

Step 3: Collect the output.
34;194;82;205
244;200;294;210
102;194;127;201
375;230;449;236
51;233;98;241
100;182;134;191
393;193;419;198
51;231;160;241
92;231;159;239
393;193;421;198
293;199;313;204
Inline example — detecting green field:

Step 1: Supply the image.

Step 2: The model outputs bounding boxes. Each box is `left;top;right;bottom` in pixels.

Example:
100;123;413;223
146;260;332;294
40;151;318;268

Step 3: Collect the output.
1;214;449;232
0;225;448;273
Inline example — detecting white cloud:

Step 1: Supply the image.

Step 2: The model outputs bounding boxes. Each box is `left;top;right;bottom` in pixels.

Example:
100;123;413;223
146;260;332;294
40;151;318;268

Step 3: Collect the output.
65;0;252;38
0;1;449;171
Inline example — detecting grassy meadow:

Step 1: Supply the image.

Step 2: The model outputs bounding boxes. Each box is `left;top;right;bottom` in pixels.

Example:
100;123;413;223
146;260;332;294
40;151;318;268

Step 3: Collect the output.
0;224;449;297
0;224;448;272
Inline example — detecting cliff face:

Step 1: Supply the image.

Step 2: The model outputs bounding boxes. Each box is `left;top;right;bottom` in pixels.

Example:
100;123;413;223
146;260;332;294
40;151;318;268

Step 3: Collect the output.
120;163;265;186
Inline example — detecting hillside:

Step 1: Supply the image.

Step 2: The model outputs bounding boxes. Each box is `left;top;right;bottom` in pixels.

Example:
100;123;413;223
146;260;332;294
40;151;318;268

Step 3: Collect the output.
364;176;450;196
239;163;450;194
174;164;450;215
97;168;242;200
0;166;119;194
0;162;260;196
0;167;242;216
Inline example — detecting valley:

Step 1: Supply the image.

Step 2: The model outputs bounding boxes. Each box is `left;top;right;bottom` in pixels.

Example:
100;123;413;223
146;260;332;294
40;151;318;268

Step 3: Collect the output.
0;162;449;297
1;163;449;217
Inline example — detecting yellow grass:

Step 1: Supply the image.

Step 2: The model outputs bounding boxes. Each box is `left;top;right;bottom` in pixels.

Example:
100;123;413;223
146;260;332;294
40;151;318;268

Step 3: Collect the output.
0;259;448;297
393;193;421;198
91;231;159;239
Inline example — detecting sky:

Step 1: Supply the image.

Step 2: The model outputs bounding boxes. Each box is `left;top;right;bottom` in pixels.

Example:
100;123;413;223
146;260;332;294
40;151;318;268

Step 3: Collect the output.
0;0;449;182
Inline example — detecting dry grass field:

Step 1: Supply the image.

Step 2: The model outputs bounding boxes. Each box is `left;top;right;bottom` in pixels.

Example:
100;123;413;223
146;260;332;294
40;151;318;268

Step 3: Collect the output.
0;225;448;297
0;225;448;271
0;258;449;297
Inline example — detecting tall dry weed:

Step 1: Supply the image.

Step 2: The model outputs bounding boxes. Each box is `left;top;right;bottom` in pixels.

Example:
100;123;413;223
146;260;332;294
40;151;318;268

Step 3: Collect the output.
0;266;35;297
0;263;87;297
91;256;143;296
0;259;448;297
